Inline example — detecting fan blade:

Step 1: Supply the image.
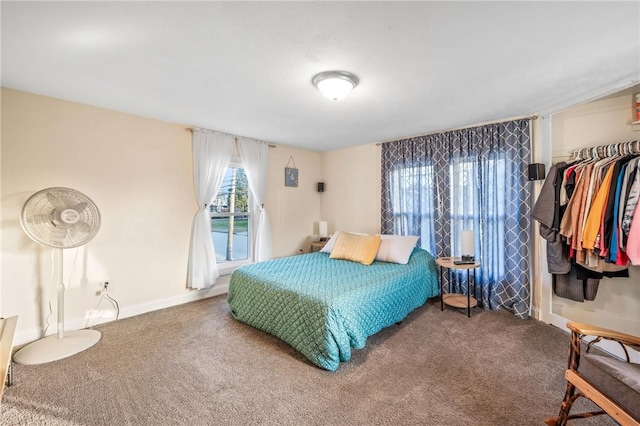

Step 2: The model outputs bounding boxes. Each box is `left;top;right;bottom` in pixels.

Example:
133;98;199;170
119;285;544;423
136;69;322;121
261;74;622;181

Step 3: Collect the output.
73;201;87;214
73;221;92;234
50;225;70;242
27;213;54;226
46;193;65;209
69;225;89;242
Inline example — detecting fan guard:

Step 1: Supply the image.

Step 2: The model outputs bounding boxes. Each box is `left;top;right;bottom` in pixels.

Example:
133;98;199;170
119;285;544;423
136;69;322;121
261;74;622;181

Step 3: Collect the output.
21;187;101;248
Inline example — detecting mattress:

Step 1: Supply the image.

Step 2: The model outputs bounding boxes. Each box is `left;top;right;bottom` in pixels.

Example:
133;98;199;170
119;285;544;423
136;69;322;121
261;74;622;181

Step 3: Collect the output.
227;248;439;371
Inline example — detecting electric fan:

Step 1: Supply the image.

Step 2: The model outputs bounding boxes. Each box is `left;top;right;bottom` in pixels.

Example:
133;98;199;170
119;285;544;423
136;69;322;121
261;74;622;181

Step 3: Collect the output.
13;187;102;365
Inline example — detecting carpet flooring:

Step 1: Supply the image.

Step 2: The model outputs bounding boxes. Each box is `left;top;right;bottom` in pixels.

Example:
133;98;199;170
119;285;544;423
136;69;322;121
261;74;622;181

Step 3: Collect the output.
1;295;615;425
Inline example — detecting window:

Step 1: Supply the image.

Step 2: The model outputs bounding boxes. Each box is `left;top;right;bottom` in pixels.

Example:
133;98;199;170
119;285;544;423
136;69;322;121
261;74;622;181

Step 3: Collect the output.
389;163;437;254
380;119;532;317
449;155;507;278
387;154;507;278
210;161;253;273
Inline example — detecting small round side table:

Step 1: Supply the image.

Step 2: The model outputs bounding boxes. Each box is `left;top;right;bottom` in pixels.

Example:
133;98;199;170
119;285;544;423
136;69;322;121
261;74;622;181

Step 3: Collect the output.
436;257;481;317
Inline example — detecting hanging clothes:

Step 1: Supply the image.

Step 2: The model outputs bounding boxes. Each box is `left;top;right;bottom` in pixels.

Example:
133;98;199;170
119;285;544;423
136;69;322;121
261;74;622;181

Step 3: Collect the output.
533;140;640;302
627;202;640;264
622;159;640;244
532;162;571;274
553;267;600;302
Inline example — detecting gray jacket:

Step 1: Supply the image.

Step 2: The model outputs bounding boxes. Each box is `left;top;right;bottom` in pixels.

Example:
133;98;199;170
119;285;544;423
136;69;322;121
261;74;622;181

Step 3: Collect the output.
532;162;571;274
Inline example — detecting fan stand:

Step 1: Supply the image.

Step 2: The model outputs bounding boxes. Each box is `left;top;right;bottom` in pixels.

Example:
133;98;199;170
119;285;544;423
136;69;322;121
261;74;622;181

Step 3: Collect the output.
13;248;101;365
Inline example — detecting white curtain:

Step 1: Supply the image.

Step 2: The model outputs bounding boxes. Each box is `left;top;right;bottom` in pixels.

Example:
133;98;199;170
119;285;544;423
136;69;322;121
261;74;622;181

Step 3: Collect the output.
187;130;234;289
238;137;272;262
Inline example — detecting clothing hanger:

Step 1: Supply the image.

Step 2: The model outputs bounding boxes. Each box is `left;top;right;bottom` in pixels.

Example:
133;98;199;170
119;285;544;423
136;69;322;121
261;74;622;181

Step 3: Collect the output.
570;140;640;163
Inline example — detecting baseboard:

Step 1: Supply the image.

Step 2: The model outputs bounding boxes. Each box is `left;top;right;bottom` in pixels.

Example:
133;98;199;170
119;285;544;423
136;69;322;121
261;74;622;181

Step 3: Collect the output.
531;306;541;320
109;283;229;326
14;283;229;347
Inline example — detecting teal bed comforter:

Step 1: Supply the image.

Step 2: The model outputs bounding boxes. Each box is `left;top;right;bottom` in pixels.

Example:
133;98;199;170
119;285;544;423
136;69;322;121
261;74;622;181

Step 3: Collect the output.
227;248;439;371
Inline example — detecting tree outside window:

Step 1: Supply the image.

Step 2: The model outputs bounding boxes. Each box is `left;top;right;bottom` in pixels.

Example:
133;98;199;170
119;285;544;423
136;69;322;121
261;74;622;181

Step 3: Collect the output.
210;165;252;266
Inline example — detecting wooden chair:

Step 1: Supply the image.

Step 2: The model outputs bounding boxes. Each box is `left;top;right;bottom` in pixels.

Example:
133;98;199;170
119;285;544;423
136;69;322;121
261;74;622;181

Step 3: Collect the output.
545;322;640;426
1;316;18;403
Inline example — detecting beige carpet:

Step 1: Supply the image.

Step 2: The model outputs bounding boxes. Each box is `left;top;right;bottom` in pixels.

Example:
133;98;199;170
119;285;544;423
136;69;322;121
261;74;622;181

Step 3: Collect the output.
1;296;614;425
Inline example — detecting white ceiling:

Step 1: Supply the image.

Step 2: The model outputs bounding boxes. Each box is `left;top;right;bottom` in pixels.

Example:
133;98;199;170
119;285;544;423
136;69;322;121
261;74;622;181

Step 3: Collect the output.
2;1;639;152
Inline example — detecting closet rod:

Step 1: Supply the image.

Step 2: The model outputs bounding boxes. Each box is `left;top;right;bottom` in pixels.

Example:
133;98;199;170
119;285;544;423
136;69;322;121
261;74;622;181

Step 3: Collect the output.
572;140;640;161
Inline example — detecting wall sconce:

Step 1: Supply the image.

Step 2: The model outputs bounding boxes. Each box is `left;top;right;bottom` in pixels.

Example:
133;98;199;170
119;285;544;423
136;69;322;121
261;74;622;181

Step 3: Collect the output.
527;163;546;181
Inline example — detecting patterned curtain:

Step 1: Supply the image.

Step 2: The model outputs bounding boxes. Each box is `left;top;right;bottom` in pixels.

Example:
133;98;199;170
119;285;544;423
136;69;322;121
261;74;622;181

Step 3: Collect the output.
381;119;532;318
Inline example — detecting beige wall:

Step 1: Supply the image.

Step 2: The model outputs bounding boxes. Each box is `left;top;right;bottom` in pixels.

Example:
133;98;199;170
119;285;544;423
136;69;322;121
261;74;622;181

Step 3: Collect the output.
0;88;322;343
320;144;381;235
266;144;322;255
549;92;640;336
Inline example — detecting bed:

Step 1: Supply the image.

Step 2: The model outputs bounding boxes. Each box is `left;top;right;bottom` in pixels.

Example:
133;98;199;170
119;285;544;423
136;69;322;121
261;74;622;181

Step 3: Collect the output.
227;247;439;371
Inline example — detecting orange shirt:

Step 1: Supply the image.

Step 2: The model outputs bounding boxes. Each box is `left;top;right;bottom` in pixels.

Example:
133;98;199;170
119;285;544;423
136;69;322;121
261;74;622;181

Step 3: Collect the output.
582;164;615;250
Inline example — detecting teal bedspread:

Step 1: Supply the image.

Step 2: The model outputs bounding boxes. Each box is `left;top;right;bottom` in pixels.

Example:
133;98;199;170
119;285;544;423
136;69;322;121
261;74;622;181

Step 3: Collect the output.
227;248;439;371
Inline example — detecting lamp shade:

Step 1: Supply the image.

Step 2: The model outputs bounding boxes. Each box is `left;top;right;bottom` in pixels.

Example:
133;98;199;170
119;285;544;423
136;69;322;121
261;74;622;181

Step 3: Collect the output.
312;71;359;101
319;221;328;239
461;229;475;257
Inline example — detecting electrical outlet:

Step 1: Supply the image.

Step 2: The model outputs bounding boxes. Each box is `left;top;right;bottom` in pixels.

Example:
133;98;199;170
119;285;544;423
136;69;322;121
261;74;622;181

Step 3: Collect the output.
100;281;110;292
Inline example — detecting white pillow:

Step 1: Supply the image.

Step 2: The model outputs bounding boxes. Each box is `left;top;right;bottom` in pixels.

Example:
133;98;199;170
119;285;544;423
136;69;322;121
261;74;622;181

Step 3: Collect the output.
319;232;341;253
374;235;419;264
319;231;368;254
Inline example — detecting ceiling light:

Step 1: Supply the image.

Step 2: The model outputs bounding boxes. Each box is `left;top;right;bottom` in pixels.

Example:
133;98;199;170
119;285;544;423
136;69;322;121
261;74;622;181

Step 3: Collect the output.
312;71;359;101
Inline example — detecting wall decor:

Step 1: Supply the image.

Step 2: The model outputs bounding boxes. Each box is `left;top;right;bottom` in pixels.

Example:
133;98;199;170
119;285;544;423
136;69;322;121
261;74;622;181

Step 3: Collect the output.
285;156;298;187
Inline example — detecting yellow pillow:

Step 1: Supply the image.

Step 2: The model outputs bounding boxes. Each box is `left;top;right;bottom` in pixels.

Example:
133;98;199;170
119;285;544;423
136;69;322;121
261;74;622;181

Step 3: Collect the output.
329;232;381;265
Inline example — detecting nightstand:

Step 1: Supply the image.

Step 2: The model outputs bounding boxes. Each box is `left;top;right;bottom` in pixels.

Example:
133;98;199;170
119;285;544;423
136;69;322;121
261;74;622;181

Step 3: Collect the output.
436;257;481;317
310;241;327;253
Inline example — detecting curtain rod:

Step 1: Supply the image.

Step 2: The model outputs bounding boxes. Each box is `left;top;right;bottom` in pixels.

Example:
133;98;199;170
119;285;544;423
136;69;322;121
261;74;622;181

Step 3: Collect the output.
375;114;539;146
186;127;276;148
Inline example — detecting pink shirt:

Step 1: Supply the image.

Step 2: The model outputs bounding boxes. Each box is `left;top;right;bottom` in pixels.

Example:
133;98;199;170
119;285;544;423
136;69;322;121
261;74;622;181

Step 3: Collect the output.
626;201;640;265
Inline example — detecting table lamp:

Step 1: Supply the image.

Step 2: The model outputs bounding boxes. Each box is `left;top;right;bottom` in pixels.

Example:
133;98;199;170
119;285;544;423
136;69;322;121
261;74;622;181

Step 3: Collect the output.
461;229;475;262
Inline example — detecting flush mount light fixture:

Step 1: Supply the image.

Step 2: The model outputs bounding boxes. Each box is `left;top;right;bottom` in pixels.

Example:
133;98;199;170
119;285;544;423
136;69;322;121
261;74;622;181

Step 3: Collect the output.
312;70;359;101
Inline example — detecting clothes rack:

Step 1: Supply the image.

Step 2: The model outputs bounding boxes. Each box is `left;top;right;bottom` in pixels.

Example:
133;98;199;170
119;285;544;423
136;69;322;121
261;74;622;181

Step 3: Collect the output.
572;140;640;161
533;139;640;302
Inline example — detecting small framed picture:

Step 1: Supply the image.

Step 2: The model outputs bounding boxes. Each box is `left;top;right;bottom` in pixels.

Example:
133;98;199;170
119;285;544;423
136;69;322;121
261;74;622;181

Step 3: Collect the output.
285;167;298;187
